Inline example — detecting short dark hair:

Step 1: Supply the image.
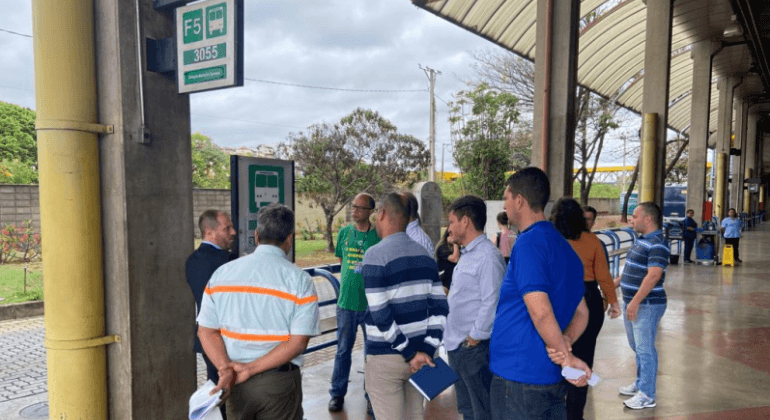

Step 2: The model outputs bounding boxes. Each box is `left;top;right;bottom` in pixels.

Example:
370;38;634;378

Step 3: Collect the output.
496;211;509;226
582;205;597;220
686;209;694;213
404;192;420;223
383;192;409;231
256;204;294;246
199;209;223;237
728;207;736;213
448;195;487;231
638;202;662;229
550;198;587;240
505;167;549;212
357;193;375;209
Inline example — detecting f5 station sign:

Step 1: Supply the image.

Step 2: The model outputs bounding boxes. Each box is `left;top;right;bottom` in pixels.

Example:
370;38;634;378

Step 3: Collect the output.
175;0;243;93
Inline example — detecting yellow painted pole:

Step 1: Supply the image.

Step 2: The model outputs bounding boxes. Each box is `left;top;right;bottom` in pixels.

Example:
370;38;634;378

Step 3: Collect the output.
32;0;110;418
714;153;726;219
640;113;657;203
760;185;765;211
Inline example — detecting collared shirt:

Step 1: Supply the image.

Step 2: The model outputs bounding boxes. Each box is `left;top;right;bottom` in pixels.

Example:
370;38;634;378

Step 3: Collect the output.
335;224;380;312
620;229;669;305
721;217;742;238
197;245;321;366
406;220;434;255
201;240;221;250
444;234;505;351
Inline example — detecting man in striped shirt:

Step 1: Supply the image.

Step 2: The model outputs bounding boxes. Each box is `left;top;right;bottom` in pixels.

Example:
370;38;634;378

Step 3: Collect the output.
198;204;320;420
362;192;448;420
617;202;669;410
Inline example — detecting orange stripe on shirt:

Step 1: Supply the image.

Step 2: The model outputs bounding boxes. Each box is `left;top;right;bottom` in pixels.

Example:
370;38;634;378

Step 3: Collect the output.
220;329;290;342
204;285;318;305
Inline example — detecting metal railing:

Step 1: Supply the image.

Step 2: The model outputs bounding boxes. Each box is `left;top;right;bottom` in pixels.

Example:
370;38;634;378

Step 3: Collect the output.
303;263;342;354
595;228;637;278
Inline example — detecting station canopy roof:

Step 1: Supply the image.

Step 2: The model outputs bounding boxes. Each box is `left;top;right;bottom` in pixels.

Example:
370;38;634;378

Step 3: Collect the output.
412;0;770;137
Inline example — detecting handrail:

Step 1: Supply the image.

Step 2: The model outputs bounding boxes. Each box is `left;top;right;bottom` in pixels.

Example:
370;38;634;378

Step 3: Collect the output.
595;227;637;278
303;263;342;354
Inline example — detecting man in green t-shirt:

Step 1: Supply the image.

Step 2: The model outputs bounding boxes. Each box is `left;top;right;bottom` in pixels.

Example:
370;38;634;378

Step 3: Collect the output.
329;193;381;413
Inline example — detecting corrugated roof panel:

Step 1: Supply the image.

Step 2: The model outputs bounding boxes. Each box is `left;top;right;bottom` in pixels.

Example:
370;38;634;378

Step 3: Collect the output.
440;0;478;22
480;0;531;43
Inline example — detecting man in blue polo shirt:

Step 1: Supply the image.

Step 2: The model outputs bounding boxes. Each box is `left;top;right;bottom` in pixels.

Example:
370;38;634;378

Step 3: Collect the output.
617;202;669;410
490;167;591;420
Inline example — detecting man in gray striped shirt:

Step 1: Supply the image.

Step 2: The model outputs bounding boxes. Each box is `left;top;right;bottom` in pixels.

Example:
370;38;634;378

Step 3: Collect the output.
617;202;669;410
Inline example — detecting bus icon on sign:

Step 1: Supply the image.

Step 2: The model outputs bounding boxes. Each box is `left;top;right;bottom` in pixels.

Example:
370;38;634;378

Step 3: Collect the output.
254;171;280;208
206;3;226;38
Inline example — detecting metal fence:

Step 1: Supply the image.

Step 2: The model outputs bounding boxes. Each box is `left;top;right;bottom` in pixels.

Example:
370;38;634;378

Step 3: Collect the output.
303;264;342;354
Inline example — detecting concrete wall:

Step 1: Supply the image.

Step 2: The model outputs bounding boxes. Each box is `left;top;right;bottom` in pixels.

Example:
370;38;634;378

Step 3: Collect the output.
0;185;40;231
588;198;621;215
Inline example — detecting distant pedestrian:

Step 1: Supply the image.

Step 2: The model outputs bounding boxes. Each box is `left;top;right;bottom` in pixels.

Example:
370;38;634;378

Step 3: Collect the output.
362;192;448;420
617;202;669;410
490;167;591;420
721;208;742;263
494;211;516;264
549;198;620;420
683;209;698;263
404;191;434;254
435;229;460;291
582;205;598;231
444;195;505;420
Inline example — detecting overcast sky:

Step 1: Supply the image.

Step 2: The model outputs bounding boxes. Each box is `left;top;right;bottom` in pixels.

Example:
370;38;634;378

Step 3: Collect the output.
1;0;640;174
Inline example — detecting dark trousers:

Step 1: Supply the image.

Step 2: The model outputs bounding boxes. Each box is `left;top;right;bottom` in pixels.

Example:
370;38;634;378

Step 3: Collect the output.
227;367;303;420
684;237;696;262
202;352;228;420
447;340;492;420
725;237;740;261
566;282;605;420
491;375;567;420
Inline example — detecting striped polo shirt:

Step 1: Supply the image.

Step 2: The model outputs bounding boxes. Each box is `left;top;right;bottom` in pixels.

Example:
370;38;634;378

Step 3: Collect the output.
620;229;669;305
197;244;320;366
362;232;448;362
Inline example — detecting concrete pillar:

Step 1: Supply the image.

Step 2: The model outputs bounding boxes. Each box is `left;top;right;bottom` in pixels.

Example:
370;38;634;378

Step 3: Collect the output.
532;0;580;200
95;1;196;418
686;41;712;224
733;100;749;212
640;0;674;207
714;77;735;219
745;112;758;212
414;181;442;247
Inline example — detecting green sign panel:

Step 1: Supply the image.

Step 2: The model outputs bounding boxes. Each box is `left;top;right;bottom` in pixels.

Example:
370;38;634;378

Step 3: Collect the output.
182;9;203;44
206;3;227;38
183;43;227;65
184;66;226;85
248;165;285;213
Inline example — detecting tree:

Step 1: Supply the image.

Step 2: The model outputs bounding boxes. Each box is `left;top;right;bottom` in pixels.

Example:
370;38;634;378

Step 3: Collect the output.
280;108;429;251
449;84;525;200
191;133;230;189
0;101;38;185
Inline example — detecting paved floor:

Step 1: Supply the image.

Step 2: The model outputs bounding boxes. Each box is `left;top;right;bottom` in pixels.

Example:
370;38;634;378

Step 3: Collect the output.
2;222;770;419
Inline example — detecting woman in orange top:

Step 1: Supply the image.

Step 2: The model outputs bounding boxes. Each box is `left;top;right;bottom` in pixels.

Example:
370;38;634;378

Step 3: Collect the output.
550;197;620;420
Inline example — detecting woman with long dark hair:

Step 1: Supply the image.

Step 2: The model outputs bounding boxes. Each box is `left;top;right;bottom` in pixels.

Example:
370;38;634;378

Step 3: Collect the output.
550;197;620;420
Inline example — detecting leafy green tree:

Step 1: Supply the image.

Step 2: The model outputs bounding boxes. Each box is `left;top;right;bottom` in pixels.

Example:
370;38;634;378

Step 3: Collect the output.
191;133;230;189
0;102;38;185
280;108;429;251
449;84;523;200
0;160;39;184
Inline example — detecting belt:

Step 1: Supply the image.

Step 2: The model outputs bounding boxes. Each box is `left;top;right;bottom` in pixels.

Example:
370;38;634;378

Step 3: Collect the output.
270;362;299;373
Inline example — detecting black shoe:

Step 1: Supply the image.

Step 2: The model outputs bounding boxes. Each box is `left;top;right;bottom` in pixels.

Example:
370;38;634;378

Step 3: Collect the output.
684;260;693;263
328;396;344;412
736;258;743;263
367;399;375;419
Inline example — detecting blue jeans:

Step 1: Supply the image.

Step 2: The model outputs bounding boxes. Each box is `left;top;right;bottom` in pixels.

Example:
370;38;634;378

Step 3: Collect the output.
623;301;666;399
490;375;567;420
447;340;492;420
329;306;367;398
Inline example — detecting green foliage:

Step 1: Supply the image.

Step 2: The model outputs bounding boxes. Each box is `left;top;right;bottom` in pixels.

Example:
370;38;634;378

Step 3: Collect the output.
280;108;429;251
0;159;39;184
191;133;230;189
0;102;38;185
0;221;41;264
0;264;43;304
573;182;621;199
449;84;523;200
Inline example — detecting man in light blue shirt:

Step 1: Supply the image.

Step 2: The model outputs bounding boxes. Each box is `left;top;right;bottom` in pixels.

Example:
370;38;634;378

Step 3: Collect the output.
198;204;320;420
721;208;743;262
444;195;506;420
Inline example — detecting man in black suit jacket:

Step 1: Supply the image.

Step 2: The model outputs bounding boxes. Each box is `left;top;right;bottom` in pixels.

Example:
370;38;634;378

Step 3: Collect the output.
186;209;236;415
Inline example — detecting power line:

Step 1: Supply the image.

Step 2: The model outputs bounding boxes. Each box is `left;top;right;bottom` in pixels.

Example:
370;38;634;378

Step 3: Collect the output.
244;77;427;93
0;84;33;92
0;28;32;38
191;113;306;130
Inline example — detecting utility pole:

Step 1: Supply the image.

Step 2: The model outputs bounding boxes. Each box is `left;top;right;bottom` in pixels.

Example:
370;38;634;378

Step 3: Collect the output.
441;143;446;182
420;64;441;182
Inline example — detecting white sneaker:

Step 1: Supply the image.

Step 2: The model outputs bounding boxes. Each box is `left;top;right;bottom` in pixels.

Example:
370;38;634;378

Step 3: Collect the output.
618;382;638;396
624;391;656;409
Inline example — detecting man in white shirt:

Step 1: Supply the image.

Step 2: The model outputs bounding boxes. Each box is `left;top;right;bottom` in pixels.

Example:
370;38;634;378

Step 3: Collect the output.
404;192;434;253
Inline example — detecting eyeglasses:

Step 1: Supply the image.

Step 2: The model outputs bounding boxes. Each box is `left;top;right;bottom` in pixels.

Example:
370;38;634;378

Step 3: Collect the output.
352;205;374;211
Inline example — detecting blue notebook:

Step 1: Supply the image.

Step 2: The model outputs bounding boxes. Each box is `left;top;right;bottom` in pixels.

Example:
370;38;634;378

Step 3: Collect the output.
408;357;460;401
